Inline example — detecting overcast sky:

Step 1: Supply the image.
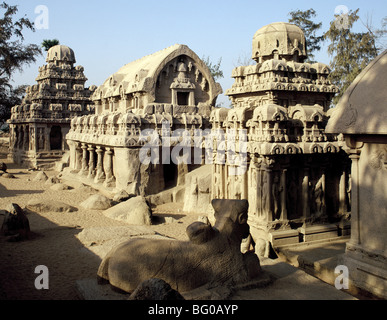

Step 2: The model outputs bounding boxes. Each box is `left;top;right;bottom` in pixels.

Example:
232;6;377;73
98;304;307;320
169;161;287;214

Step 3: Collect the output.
9;0;387;107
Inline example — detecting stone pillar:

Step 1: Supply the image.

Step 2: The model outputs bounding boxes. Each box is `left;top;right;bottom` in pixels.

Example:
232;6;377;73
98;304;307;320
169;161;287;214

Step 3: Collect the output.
257;168;263;218
188;91;195;106
321;169;327;217
79;143;89;175
19;125;25;150
22;125;27;150
94;146;105;183
348;152;361;245
29;125;38;153
33;124;38;153
302;167;310;219
177;163;188;186
103;147;115;187
9;124;16;151
247;158;258;217
45;126;50;151
24;125;29;151
225;165;231;199
17;125;22;150
280;168;288;221
263;167;273;222
37;128;45;151
75;143;82;171
171;90;177;105
18;125;23;151
339;169;347;214
87;145;96;179
211;163;217;199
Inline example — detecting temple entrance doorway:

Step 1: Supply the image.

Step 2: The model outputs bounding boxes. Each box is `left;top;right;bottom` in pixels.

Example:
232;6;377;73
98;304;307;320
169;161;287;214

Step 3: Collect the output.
163;162;177;189
50;125;62;150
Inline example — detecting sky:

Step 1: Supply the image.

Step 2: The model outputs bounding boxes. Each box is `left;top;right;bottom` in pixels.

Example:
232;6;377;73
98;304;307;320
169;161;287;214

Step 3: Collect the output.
8;0;387;107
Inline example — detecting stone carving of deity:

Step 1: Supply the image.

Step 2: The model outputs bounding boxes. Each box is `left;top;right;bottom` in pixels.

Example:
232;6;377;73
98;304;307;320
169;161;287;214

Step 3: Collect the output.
262;174;269;214
38;129;45;150
272;173;283;220
313;176;324;215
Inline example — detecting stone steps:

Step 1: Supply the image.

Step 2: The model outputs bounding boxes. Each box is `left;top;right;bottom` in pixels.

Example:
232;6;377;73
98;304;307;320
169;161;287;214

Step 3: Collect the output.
35;152;64;170
274;239;347;289
269;222;351;249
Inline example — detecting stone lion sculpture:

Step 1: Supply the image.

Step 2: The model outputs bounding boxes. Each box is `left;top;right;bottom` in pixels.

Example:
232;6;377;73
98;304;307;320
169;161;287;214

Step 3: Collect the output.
97;199;262;294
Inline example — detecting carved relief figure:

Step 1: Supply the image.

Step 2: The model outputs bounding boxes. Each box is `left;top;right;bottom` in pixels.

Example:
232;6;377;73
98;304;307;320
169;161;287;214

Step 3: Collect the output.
234;174;243;199
29;127;35;151
347;173;351;211
213;165;223;198
313;176;324;216
191;176;198;195
272;173;283;220
262;173;270;215
38;128;45;151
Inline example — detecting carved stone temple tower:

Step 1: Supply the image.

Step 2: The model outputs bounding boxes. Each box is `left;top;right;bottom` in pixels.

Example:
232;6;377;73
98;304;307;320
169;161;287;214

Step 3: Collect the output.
8;45;95;169
210;22;351;250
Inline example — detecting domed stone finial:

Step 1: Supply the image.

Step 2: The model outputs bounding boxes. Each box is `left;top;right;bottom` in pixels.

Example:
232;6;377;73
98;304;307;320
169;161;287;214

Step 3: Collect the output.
46;45;76;64
252;22;307;63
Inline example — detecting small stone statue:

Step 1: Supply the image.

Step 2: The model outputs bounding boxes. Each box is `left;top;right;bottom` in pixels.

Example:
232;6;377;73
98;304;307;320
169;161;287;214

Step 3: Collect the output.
1;203;30;241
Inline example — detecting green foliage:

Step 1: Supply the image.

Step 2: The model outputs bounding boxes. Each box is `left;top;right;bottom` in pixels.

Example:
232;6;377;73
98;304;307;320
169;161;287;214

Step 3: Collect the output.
288;8;324;62
42;39;60;51
0;84;27;121
202;56;224;81
0;2;41;122
324;9;380;105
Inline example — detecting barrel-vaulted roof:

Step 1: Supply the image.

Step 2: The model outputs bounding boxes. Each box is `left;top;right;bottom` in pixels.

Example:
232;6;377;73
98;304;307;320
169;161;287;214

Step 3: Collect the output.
326;50;387;135
93;44;222;105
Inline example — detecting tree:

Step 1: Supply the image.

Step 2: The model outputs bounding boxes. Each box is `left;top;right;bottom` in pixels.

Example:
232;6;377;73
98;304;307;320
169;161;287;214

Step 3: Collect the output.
0;84;27;121
202;56;224;81
375;16;387;50
42;39;59;51
0;2;42;122
324;9;381;105
361;15;387;53
288;8;324;62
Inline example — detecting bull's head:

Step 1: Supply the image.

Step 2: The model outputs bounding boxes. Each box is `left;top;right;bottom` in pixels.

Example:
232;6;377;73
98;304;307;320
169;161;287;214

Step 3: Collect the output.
211;199;250;244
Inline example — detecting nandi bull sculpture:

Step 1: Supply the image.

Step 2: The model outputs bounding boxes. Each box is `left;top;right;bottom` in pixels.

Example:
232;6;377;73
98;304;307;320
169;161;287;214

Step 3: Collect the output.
97;199;263;294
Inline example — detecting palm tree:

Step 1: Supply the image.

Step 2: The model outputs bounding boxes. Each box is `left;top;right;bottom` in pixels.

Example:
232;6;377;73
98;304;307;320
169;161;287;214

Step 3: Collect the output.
42;39;60;51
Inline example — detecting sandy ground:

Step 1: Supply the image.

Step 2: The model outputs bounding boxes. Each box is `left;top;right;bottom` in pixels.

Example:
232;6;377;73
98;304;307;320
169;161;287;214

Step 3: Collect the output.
0;150;200;300
0;139;362;301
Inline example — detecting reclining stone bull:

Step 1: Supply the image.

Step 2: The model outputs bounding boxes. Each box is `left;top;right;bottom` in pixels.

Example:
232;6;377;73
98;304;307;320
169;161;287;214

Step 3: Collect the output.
97;199;262;294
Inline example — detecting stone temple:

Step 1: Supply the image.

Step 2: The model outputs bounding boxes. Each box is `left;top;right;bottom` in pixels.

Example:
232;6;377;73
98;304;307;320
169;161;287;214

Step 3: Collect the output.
210;22;351;250
8;45;95;169
63;23;352;252
65;44;222;195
